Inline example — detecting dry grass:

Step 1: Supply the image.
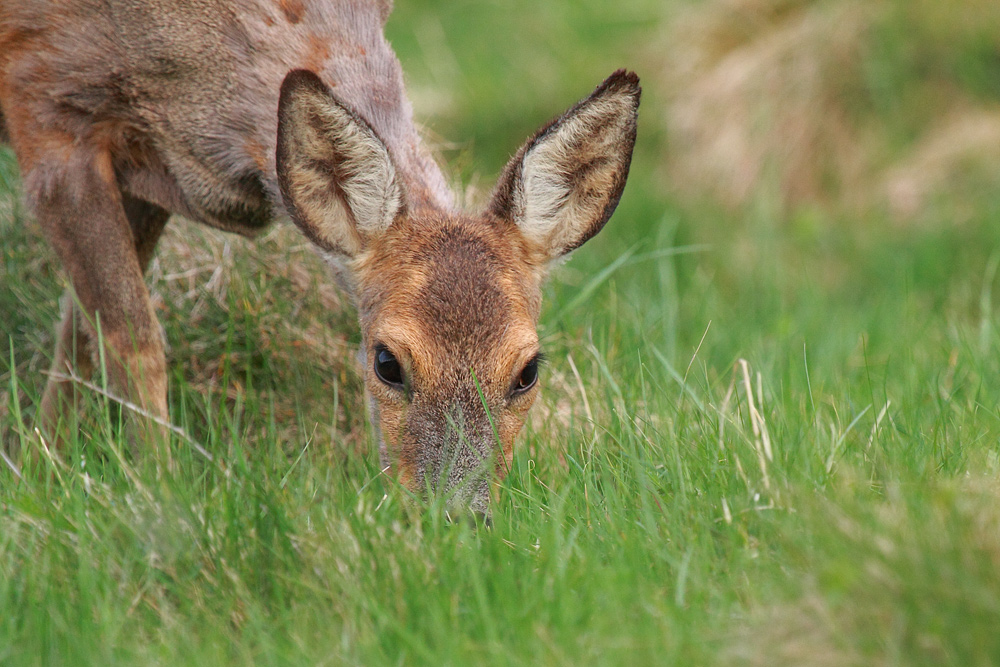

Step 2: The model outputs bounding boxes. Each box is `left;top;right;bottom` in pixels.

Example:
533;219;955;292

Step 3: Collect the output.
724;596;863;667
150;219;368;450
652;0;1000;218
883;106;1000;219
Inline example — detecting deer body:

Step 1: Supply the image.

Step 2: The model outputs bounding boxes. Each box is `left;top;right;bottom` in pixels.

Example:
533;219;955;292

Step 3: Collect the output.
0;0;640;513
0;0;450;233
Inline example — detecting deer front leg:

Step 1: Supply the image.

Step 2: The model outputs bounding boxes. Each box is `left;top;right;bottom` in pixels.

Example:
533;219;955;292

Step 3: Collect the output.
37;295;96;439
23;141;170;459
38;193;171;448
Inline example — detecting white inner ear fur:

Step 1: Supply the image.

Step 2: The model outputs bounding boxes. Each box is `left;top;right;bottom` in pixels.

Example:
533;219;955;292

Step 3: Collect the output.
518;93;635;257
283;88;402;257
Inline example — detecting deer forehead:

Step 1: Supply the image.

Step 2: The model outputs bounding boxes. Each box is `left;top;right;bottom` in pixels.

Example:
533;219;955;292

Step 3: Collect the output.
356;215;542;385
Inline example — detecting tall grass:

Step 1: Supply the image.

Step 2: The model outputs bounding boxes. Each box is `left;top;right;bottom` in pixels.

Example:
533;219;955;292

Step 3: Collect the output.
2;0;1000;664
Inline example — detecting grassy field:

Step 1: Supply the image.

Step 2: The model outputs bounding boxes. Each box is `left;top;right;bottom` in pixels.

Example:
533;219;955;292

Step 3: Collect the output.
3;0;1000;664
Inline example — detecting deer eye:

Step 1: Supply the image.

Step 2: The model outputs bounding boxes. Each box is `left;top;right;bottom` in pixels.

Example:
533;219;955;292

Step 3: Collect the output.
374;345;404;388
513;356;539;394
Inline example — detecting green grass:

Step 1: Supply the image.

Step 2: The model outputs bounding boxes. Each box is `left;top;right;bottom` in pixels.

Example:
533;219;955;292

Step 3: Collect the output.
3;0;1000;664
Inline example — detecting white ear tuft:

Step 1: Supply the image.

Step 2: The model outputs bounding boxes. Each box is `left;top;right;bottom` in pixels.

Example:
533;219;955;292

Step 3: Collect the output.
490;70;641;260
276;69;405;257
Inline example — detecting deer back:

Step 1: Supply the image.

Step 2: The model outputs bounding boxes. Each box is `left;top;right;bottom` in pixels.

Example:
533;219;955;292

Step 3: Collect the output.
0;0;451;235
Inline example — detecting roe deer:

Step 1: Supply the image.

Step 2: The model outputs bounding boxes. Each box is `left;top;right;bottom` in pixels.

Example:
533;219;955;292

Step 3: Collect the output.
0;1;640;514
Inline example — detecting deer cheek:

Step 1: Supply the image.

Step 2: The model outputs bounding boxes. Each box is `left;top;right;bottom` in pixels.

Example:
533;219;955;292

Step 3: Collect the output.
497;409;530;474
375;401;416;484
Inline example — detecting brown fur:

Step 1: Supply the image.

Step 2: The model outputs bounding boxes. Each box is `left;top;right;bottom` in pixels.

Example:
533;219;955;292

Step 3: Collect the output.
353;215;544;508
0;0;639;514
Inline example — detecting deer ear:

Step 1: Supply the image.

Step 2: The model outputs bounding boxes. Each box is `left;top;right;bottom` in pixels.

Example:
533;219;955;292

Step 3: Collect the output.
489;70;640;260
276;69;405;258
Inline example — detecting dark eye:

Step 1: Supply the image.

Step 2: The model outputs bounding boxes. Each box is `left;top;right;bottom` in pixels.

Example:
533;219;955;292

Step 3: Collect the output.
513;357;539;394
374;345;404;388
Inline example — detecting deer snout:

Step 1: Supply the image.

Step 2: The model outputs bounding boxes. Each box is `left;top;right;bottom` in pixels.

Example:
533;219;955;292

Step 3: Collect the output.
397;400;499;513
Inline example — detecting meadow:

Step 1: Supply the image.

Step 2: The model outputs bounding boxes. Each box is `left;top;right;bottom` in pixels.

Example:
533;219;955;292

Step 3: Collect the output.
2;0;1000;663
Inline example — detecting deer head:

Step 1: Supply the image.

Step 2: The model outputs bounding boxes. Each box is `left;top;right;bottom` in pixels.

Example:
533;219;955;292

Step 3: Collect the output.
276;68;640;516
